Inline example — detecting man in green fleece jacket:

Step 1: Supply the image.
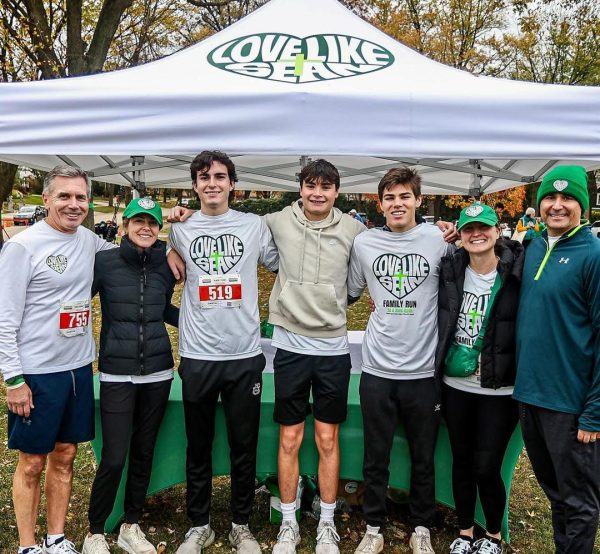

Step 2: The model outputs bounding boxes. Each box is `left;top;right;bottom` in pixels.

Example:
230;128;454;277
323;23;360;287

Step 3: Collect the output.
513;165;600;554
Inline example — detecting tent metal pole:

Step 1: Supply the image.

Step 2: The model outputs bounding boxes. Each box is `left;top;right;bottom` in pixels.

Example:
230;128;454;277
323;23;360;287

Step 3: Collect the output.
132;155;146;196
469;159;482;199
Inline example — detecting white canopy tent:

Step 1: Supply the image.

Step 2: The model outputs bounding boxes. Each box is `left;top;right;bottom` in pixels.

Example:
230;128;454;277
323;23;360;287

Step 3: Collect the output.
0;0;599;195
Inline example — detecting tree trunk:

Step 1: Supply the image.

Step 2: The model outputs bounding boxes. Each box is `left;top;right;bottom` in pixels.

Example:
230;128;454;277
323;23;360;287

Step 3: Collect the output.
108;184;115;207
83;192;95;231
0;161;19;248
433;195;442;221
587;170;598;219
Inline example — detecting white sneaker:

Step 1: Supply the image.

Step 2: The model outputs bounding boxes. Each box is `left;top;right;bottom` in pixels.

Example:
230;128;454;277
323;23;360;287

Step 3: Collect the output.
82;534;110;554
409;527;435;554
448;537;472;554
470;538;503;554
43;537;80;554
19;547;44;554
176;526;215;554
315;521;340;554
229;524;261;554
272;521;300;554
354;531;384;554
117;524;156;554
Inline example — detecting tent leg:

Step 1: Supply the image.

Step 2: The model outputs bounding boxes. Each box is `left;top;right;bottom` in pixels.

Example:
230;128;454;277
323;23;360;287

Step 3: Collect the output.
469;159;482;199
132;155;146;197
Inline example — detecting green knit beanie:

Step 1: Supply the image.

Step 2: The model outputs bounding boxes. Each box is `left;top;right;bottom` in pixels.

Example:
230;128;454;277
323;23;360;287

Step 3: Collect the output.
537;165;589;211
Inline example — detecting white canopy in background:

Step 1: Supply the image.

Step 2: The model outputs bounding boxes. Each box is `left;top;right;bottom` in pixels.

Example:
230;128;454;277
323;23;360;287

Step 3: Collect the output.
0;0;599;195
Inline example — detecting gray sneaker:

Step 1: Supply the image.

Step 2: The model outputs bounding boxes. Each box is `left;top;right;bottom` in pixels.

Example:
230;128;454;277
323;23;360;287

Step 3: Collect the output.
354;531;384;554
315;521;340;554
272;521;300;554
117;524;156;554
82;534;110;554
176;526;215;554
229;524;261;554
409;527;435;554
470;538;503;554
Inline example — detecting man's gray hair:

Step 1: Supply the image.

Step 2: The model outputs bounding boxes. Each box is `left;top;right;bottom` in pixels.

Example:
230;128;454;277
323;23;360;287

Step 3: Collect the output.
43;165;91;197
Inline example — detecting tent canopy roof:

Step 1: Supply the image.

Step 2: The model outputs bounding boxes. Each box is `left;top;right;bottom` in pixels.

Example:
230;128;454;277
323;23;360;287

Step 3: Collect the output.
1;0;599;194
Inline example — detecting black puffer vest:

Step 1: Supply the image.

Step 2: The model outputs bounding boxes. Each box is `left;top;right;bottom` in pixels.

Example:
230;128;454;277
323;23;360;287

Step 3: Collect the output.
436;238;524;389
93;236;179;375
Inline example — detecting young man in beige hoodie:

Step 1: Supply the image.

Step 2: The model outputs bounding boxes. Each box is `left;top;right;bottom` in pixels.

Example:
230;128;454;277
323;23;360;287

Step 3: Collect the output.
265;160;366;554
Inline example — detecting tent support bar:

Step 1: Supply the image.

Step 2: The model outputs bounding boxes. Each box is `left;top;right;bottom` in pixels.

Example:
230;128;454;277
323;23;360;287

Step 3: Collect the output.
57;155;80;168
469;159;482;198
99;156;136;187
533;160;558;182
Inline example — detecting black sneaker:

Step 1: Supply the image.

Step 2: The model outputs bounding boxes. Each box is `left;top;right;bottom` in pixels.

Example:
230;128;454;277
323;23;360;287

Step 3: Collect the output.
470;538;503;554
449;537;472;554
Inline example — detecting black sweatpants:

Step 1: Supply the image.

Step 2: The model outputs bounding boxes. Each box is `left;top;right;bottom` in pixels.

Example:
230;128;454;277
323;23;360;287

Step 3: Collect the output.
520;402;600;554
360;373;441;530
180;354;265;527
88;379;172;534
443;384;519;534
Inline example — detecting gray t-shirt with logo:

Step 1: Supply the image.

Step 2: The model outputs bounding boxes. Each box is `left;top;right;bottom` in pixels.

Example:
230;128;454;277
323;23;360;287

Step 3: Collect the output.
348;225;453;379
169;209;278;361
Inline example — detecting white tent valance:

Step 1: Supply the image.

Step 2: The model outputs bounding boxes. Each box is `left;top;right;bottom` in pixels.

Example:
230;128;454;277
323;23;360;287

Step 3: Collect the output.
1;0;599;194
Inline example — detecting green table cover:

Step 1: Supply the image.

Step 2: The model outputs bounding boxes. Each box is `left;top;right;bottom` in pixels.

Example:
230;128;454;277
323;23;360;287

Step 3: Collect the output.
91;374;523;539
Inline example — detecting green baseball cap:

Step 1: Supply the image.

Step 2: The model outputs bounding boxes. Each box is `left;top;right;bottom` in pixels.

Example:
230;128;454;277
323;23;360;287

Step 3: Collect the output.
123;197;163;228
457;203;498;231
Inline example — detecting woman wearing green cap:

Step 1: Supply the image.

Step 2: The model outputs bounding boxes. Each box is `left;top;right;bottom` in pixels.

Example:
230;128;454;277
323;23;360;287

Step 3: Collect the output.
83;198;179;554
437;203;524;554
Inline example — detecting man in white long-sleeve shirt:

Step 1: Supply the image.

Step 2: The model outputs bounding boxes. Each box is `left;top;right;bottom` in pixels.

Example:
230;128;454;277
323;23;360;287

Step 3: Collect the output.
0;166;113;554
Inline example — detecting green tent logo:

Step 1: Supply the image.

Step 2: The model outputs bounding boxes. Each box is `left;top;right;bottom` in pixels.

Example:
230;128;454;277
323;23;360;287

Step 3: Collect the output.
208;33;394;83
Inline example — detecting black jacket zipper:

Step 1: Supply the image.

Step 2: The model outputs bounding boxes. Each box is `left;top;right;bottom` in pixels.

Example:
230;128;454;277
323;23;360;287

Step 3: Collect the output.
138;260;147;375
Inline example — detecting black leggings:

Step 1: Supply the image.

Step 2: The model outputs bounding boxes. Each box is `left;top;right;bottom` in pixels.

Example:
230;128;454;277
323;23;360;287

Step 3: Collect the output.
88;379;172;534
443;383;519;534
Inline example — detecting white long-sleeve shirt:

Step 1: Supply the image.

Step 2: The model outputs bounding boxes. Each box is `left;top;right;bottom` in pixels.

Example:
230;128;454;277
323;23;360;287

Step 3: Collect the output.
0;221;112;381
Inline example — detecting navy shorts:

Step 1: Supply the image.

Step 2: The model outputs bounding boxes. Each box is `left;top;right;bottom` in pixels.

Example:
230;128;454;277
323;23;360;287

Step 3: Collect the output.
273;349;351;425
7;364;94;454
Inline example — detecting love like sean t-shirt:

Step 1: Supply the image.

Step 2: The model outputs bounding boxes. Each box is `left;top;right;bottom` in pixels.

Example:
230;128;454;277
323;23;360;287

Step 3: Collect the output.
348;225;453;379
444;266;513;395
169;209;278;361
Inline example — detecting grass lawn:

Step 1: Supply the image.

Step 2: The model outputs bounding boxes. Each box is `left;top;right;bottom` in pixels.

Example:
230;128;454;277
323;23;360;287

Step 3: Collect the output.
0;268;597;553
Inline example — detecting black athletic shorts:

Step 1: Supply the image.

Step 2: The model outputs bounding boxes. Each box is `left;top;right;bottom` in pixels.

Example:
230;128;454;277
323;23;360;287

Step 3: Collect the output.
273;349;351;425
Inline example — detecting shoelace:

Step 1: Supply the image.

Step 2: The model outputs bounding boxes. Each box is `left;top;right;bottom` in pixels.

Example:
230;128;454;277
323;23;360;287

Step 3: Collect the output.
360;533;381;553
232;525;256;544
450;538;472;554
316;523;340;545
276;523;298;543
186;527;212;545
473;539;501;554
48;539;79;554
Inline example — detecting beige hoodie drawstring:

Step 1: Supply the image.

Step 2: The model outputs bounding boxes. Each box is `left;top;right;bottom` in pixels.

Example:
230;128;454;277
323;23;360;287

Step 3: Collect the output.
298;221;307;284
315;229;322;284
